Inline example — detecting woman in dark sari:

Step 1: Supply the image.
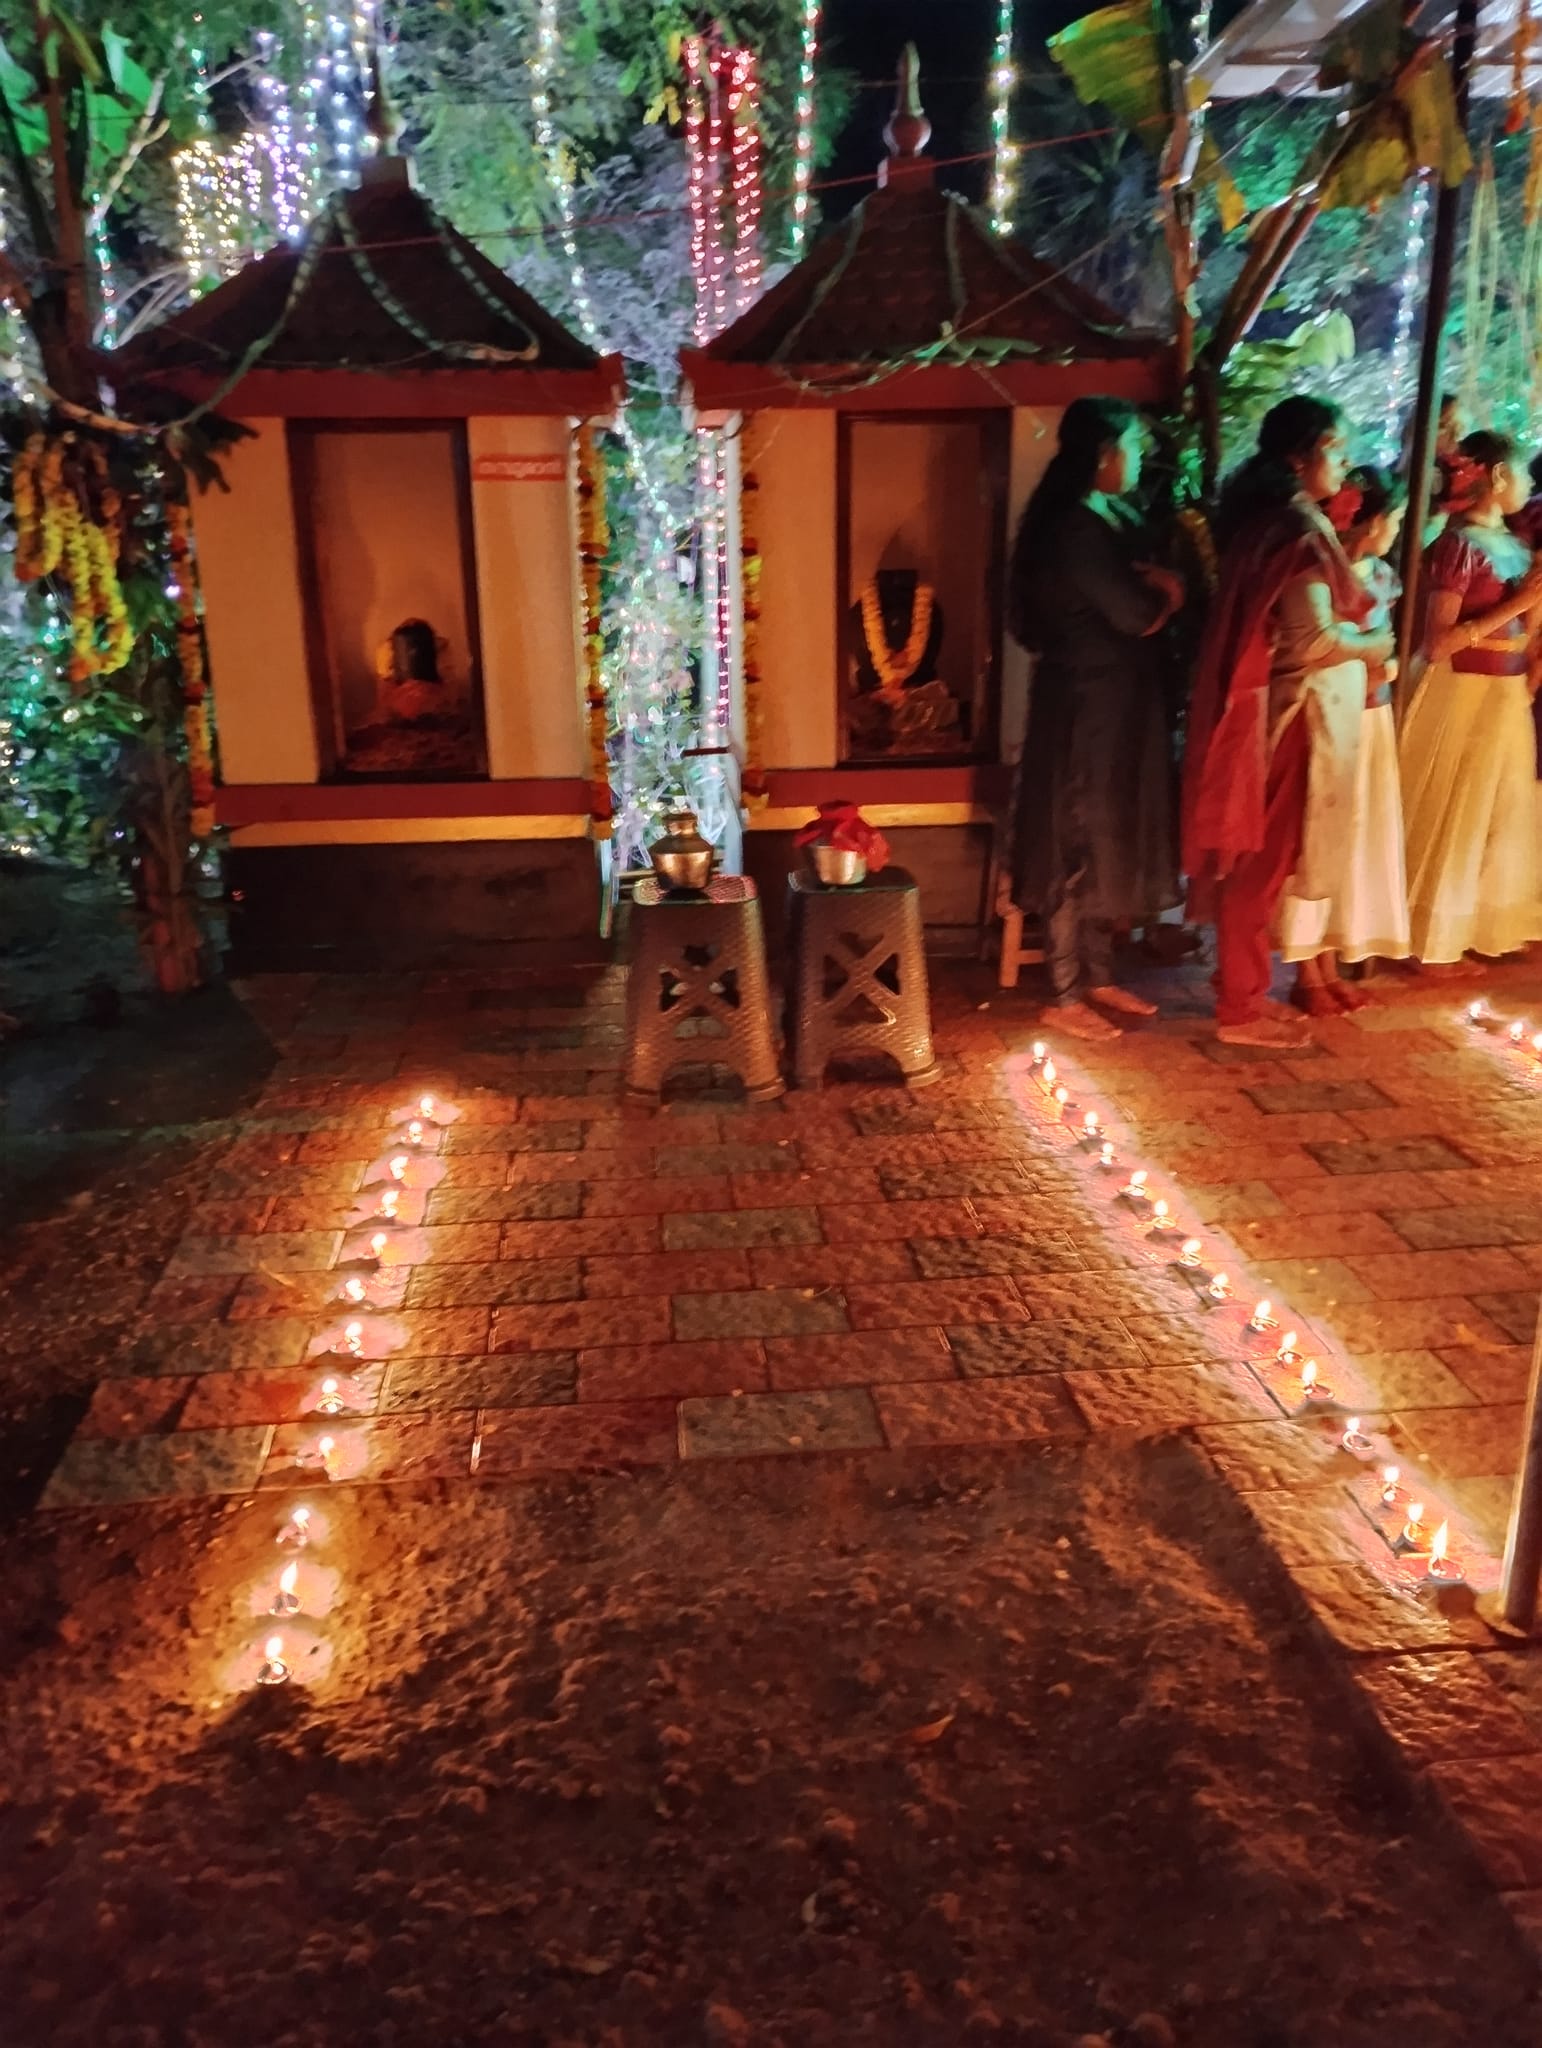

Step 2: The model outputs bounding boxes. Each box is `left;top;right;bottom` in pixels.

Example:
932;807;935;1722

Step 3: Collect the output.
1008;396;1183;1042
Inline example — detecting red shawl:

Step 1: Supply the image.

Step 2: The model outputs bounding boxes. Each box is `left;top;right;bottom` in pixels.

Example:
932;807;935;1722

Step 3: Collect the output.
1181;498;1372;920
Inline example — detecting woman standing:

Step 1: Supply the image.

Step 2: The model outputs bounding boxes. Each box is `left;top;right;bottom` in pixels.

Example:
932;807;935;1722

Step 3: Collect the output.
1401;430;1542;970
1008;397;1183;1043
1277;467;1412;1006
1183;397;1395;1050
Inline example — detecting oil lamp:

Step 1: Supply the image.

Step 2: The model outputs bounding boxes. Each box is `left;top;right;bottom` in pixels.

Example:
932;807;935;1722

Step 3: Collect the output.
1379;1465;1401;1506
1207;1271;1231;1302
1178;1237;1203;1267
388;1154;409;1182
1083;1111;1100;1139
1248;1299;1277;1332
1099;1141;1115;1168
257;1634;290;1685
1276;1330;1301;1367
1401;1501;1426;1550
418;1093;437;1120
1031;1041;1047;1065
1121;1169;1149;1202
1340;1415;1370;1451
379;1188;400;1221
340;1275;366;1306
407;1119;424;1147
1427;1520;1462;1581
277;1505;311;1548
316;1376;344;1416
269;1562;301;1617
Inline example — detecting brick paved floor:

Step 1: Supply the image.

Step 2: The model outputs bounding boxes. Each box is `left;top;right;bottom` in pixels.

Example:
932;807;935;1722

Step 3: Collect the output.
29;944;1542;1954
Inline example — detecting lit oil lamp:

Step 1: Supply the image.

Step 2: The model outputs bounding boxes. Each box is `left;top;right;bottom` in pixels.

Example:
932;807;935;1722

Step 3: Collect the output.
1207;1271;1231;1303
1031;1041;1047;1066
418;1093;437;1120
277;1505;311;1549
1508;1020;1528;1046
378;1188;400;1222
1099;1141;1115;1169
1120;1169;1149;1202
369;1231;388;1259
1299;1358;1331;1399
1248;1299;1277;1333
1041;1058;1057;1089
1082;1111;1100;1139
1052;1085;1070;1113
1340;1414;1371;1451
388;1154;409;1183
316;1434;337;1478
1400;1501;1426;1550
1276;1330;1302;1367
1150;1198;1173;1232
269;1561;301;1617
1427;1520;1462;1581
1466;998;1490;1025
340;1275;367;1306
316;1376;344;1417
340;1320;364;1358
1178;1237;1203;1268
257;1634;290;1686
1379;1465;1401;1507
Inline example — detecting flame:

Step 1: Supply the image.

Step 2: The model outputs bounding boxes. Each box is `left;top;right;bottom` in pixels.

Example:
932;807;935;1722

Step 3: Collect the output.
419;1094;436;1118
1300;1360;1318;1393
1254;1299;1272;1324
1053;1085;1069;1107
279;1562;298;1596
1042;1060;1057;1087
1278;1330;1299;1360
342;1277;365;1304
408;1121;424;1145
1153;1199;1170;1223
292;1506;311;1528
1430;1519;1450;1563
370;1232;388;1257
1100;1142;1115;1166
1083;1112;1099;1134
1180;1237;1201;1262
389;1155;408;1181
264;1634;284;1660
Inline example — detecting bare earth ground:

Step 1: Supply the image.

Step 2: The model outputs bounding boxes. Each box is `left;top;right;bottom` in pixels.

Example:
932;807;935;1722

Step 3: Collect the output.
2;1443;1537;2048
3;868;1542;2044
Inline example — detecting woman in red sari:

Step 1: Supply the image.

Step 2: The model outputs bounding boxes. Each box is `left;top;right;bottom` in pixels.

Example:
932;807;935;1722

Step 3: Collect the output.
1183;398;1396;1049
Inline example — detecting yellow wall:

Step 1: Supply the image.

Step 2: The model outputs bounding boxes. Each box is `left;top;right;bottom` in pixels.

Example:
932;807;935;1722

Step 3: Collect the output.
467;416;586;781
192;421;318;784
747;410;838;768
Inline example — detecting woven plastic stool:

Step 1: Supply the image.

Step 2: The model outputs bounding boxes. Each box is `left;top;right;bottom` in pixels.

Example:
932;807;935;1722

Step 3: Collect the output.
623;875;784;1102
785;866;940;1090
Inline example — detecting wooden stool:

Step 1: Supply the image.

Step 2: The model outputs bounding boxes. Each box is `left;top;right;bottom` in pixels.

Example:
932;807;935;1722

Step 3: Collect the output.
785;866;940;1090
623;875;784;1102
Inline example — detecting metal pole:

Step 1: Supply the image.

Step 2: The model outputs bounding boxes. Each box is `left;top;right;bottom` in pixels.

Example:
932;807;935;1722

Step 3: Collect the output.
1394;0;1480;722
1481;1297;1542;1636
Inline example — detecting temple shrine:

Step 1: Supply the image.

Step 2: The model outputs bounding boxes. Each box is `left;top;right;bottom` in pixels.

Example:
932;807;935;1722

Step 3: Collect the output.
680;51;1174;943
119;150;622;968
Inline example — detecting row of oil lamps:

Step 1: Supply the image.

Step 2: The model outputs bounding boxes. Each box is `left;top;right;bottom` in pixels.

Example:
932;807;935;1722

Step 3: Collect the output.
1027;1040;1466;1584
257;1090;449;1686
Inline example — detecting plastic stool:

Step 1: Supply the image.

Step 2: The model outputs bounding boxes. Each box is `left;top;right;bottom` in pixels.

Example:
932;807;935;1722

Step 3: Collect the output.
623;875;784;1102
785;866;940;1089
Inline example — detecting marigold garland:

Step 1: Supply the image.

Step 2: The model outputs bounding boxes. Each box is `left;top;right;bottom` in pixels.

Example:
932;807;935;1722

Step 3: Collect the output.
11;431;131;684
859;577;936;699
738;446;767;811
574;424;613;839
166;501;217;840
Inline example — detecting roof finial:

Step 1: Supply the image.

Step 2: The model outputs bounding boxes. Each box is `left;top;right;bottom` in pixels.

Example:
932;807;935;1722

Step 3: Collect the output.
879;44;934;190
366;43;400;156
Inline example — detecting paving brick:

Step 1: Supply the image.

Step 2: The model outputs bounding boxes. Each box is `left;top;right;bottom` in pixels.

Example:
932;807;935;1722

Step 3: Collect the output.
404;1260;583;1309
1438;1344;1533;1406
1244;1487;1381;1567
661;1206;823;1251
578;1339;767;1401
1290;1563;1485;1653
673;1288;849;1341
139;1275;241;1323
164;1231;340;1277
43;1425;271;1507
1226;1213;1409;1260
910;1234;1086;1279
1355;1652;1540;1764
1304;1136;1474;1177
181;1364;386;1427
747;1242;916;1289
1066;1361;1279;1431
879;1163;1031;1201
1328;1348;1477;1410
582;1250;753;1297
1469;1291;1540;1344
762;1328;954;1390
381;1355;577;1412
1398;1404;1526;1480
819;1199;981;1242
425;1183;583;1225
1017;1269;1200;1322
1248;1257;1374;1309
1183;1181;1288;1224
1328;1297;1512;1355
229;1269;406;1322
1195;1417;1351;1491
476;1399;680;1477
656;1142;801;1177
79;1376;197;1438
949;1319;1144;1377
124;1319;313;1377
1348;1248;1531;1301
732;1171;863;1209
1270;1171;1450;1215
874;1377;1085;1447
1245;1080;1395;1115
492;1295;673;1352
679;1387;882;1459
262;1413;473;1488
844;1278;1025;1329
583;1177;733;1217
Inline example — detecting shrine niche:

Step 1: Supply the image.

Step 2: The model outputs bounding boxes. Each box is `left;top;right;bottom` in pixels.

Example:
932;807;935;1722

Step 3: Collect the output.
680;47;1174;940
118;146;623;967
839;413;1009;766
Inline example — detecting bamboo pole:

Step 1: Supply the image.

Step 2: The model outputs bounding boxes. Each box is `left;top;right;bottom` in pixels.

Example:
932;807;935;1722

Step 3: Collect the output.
1394;0;1481;718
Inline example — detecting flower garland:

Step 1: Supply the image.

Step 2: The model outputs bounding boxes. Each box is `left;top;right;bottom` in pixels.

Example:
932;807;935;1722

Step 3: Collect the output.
738;447;768;810
574;424;613;839
859;578;935;699
166;501;217;841
11;432;133;685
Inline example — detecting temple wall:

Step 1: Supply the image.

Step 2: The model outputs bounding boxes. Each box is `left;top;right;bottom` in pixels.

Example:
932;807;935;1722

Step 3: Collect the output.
193;422;318;785
750;410;839;768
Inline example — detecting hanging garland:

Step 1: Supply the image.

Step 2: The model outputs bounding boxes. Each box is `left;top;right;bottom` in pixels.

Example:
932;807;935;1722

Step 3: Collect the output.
738;439;767;811
859;580;936;698
11;432;133;686
165;500;216;841
574;424;613;839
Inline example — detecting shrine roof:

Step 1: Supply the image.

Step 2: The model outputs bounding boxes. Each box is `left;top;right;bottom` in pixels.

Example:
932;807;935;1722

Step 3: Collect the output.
116;160;622;418
698;182;1160;374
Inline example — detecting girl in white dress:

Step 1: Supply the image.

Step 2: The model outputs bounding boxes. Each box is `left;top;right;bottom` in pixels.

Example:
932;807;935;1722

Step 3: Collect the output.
1400;431;1542;971
1278;468;1412;1009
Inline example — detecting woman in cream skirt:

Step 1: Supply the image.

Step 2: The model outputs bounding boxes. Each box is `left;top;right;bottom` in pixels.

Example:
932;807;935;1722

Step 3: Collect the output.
1400;431;1542;970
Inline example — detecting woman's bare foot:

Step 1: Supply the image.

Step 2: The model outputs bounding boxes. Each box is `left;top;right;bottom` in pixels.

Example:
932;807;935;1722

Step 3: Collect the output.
1217;1015;1313;1050
1087;985;1158;1019
1052;1000;1123;1043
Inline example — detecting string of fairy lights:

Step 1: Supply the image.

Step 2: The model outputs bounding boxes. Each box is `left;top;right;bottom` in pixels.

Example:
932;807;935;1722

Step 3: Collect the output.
789;2;822;256
988;1;1018;236
1379;175;1433;463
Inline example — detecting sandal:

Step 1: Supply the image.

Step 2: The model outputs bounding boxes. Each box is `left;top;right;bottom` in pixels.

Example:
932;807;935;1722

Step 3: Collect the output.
1087;985;1158;1019
1051;1000;1123;1043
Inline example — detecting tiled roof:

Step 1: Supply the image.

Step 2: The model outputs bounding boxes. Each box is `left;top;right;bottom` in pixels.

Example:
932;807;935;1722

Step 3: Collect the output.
701;180;1159;370
118;164;598;381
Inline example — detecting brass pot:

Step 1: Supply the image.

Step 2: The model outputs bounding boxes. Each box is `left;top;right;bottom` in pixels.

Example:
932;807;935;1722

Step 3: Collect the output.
809;843;867;888
649;809;714;893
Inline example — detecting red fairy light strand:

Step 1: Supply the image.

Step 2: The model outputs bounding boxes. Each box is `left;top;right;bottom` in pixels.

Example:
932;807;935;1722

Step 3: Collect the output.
729;46;763;315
